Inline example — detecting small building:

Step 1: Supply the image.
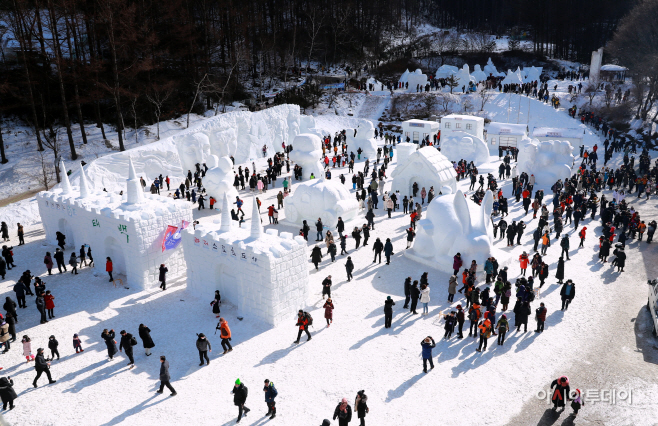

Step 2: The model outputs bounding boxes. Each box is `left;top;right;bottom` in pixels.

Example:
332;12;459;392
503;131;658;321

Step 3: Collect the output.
401;119;440;144
390;146;457;196
531;127;582;149
182;196;309;327
485;122;528;153
600;65;627;83
36;159;193;290
440;114;485;141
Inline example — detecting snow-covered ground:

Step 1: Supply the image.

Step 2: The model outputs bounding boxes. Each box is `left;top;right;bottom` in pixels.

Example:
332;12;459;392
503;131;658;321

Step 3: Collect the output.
0;82;656;426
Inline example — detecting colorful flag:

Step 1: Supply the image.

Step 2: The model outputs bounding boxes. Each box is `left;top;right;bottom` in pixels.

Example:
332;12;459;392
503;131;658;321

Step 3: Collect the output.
162;225;180;252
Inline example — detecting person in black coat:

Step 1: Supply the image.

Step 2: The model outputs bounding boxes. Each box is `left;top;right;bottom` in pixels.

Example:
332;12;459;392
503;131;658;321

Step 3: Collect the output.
101;329;118;360
310;246;323;270
48;335;60;360
333;398;352;426
0;257;5;279
362;224;370;246
615;249;626;272
5;313;16;343
157;356;176;396
14;281;27;308
351;227;361;249
403;277;412;309
211;291;221;317
139;324;155;356
55;232;66;250
0;377;17;410
33;348;56;388
1;246;14;269
555;257;565;283
4;297;17;322
119;330;136;368
345;257;354;281
410;281;420;314
158;264;168;291
372;238;383;263
560;280;576;310
599;239;611;262
513;298;530;332
384;296;395;328
53;248;66;273
354;390;369;424
384;238;394;265
232;379;250;422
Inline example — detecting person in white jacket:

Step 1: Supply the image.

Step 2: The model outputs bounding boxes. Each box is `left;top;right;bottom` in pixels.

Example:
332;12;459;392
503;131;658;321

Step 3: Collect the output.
420;284;431;316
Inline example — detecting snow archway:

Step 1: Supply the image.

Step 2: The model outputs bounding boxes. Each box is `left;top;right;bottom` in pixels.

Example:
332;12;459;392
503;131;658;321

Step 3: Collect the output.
104;236;127;276
57;218;75;249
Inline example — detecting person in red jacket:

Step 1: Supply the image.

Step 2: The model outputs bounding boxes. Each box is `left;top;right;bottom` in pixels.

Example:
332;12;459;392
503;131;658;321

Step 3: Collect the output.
44;290;55;319
294;310;311;344
519;251;529;275
106;257;113;282
578;227;587;248
267;205;278;224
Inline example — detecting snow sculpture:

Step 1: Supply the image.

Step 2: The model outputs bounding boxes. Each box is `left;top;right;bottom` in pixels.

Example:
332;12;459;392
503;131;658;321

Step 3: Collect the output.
502;68;524;86
299;115;323;138
455;65;476;89
484;58;504;77
407;69;428;92
182;210;309;326
289;134;324;180
211;128;238;158
346;122;378;160
517;139;574;186
395;143;417;166
398;69;410;85
407;189;494;273
283;179;359;226
36;160;192;291
175;132;212;175
204;155;239;204
440;133;490;166
523;66;542;83
391;146;457;195
436;65;459;79
471;65;487;83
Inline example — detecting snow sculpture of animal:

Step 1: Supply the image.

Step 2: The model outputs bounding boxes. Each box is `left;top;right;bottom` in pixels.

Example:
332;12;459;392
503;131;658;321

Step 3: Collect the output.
203;155;238;204
410;189;493;272
517;139;573;186
175;133;212;174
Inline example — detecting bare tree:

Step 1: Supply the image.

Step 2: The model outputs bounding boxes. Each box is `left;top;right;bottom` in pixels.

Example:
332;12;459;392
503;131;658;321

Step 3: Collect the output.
422;93;438;117
39;126;62;183
584;82;599;106
478;87;494;111
146;84;175;140
25;149;57;190
304;7;325;74
445;75;459;94
129;96;139;144
187;73;208;128
436;93;458;116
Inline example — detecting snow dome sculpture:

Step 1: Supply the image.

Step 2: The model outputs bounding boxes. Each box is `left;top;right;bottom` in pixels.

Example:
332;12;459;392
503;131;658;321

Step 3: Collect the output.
407;189;494;273
391;146;457;195
37;159;193;291
289;133;324;180
203;155;239;204
406;69;428;92
283;179;359;226
346;122;378;160
182;196;309;326
175;132;212;175
517;139;574;186
436;65;459;79
483;58;504;77
471;65;487;83
440;133;490;165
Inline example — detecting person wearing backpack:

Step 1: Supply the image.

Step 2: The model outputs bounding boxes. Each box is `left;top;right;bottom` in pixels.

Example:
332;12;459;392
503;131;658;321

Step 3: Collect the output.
501;282;512;311
468;304;481;337
294;310;312;344
119;330;137;369
535;302;547;332
232;378;250;423
496;315;509;345
476;317;492;352
263;379;277;419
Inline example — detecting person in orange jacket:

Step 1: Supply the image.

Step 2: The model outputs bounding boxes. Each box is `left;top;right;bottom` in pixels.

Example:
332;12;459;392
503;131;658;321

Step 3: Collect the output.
476;317;492;352
219;318;232;354
519;251;529;276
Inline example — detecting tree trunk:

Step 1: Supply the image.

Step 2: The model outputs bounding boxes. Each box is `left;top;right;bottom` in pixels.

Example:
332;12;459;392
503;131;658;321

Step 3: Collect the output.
64;15;88;144
46;0;77;159
0;118;7;163
105;3;125;151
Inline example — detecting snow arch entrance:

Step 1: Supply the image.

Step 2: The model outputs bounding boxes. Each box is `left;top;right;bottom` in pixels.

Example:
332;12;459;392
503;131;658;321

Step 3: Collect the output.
57;218;75;249
104;236;127;276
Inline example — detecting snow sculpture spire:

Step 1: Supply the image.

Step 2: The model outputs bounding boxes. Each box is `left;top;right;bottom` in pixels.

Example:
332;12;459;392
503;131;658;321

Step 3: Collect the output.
79;162;90;198
250;196;263;239
220;193;232;232
125;157;145;204
59;158;72;194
